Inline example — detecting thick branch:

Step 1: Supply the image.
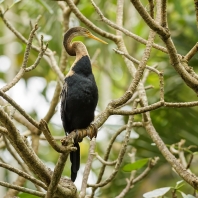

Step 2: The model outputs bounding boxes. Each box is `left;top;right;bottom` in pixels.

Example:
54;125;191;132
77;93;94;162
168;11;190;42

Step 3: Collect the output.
0;108;76;197
131;0;198;94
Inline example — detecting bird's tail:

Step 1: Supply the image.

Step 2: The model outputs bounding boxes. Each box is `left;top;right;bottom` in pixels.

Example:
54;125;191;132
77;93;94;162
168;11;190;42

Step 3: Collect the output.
70;142;80;182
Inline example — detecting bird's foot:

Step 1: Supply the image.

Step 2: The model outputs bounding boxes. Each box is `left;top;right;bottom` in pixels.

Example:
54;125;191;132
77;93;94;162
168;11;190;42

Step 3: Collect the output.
87;124;97;140
75;124;97;142
61;131;76;146
61;124;98;146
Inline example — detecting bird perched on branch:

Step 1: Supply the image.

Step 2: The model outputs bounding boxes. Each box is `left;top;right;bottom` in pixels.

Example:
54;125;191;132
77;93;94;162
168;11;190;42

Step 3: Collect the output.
60;27;107;182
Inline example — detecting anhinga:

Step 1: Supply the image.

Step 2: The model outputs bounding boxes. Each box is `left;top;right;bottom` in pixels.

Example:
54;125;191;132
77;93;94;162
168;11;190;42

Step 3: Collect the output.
61;27;107;182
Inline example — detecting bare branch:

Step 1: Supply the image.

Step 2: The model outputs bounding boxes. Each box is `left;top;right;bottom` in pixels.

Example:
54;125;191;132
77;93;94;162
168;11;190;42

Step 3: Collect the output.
144;121;198;189
148;0;155;18
0;181;45;197
0;107;77;197
46;153;69;198
0;161;47;190
185;42;198;62
91;0;167;53
131;0;198;94
3;136;30;173
113;48;164;101
131;0;169;38
65;0;118;42
116;157;159;198
0;90;40;128
0;9;65;83
39;119;75;153
160;0;168;27
88;111;134;188
25;35;48;72
194;0;198;28
94;153;117;166
80;138;96;198
0;24;38;92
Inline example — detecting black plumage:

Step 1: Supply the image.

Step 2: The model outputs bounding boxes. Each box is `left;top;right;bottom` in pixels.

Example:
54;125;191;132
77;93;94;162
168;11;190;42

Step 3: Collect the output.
60;27;107;182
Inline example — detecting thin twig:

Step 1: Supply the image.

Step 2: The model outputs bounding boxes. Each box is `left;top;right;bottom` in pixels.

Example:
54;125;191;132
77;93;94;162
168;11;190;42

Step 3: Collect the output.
45;153;69;198
0;181;45;197
39;119;75;153
194;0;198;28
88;113;134;188
65;0;118;42
0;90;40;128
0;161;47;190
0;24;38;92
91;0;167;53
131;0;198;94
0;9;65;83
25;35;48;72
94;153;117;166
160;0;168;27
80;138;96;198
3;136;30;173
184;42;198;62
113;48;164;101
131;0;169;38
148;0;155;18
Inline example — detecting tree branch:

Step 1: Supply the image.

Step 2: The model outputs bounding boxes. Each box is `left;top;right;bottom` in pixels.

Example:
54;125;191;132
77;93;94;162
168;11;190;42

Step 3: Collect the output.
0;181;45;197
80;138;96;198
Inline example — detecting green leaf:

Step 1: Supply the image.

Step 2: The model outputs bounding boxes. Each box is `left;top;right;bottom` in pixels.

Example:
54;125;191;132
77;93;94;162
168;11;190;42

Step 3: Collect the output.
0;0;4;4
123;158;149;172
143;187;171;198
180;192;196;198
175;180;185;189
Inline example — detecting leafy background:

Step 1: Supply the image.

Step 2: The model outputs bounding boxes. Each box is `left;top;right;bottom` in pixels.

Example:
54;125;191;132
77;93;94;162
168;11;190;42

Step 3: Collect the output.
0;0;198;197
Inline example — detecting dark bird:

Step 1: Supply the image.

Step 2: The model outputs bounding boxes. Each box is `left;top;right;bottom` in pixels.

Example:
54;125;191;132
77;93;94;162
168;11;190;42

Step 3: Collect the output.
60;27;107;182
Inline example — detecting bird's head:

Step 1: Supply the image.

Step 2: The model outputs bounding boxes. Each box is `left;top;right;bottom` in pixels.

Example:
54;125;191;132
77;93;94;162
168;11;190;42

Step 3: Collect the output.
63;27;107;56
77;27;108;44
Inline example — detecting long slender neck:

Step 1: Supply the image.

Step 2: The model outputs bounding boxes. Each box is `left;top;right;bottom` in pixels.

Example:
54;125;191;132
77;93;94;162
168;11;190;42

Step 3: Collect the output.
69;42;90;73
63;32;76;56
63;27;88;56
72;41;89;59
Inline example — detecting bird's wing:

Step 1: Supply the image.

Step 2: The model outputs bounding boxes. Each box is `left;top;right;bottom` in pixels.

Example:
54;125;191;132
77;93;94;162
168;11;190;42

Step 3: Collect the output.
60;81;68;132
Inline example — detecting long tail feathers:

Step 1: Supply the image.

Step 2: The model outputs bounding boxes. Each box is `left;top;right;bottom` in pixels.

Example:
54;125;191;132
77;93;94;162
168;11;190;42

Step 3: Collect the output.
70;142;80;182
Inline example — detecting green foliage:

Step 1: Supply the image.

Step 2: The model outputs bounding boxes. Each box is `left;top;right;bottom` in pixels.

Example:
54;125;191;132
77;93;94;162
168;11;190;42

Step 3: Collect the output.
122;158;149;172
0;0;198;197
143;180;196;198
19;193;39;198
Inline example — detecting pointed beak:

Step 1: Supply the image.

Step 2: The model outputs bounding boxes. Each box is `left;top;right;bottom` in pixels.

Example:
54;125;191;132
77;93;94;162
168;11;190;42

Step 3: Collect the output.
87;33;108;44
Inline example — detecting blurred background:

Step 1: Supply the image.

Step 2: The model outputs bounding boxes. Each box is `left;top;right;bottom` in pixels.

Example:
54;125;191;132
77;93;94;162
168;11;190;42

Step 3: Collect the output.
0;0;198;197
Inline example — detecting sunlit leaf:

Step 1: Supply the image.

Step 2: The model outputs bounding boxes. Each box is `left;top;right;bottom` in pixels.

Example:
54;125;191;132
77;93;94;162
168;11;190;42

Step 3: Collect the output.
175;180;185;189
143;187;171;198
180;192;196;198
123;158;149;172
